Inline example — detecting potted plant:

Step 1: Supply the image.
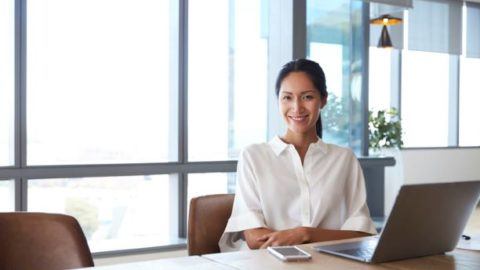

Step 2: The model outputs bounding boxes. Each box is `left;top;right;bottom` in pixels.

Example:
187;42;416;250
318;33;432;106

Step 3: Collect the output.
369;108;403;152
368;107;404;217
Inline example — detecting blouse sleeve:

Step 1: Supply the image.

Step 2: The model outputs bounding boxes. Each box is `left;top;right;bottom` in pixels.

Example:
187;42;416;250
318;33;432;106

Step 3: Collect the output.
340;154;378;235
219;148;267;251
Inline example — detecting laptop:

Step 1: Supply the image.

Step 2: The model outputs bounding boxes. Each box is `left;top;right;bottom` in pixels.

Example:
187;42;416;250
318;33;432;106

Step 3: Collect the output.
314;181;480;263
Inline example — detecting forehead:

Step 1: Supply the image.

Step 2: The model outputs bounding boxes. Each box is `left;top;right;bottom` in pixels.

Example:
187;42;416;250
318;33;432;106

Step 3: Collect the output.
279;72;318;94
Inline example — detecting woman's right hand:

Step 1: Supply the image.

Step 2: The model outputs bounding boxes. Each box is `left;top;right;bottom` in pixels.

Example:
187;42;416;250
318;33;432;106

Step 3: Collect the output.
243;227;275;249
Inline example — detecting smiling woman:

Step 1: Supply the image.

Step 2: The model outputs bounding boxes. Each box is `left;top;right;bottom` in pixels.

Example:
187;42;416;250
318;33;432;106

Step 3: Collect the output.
218;59;376;252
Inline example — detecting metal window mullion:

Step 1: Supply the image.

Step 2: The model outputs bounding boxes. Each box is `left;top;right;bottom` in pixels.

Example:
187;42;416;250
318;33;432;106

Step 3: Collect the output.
178;0;189;239
362;2;370;156
448;55;460;146
178;173;187;238
18;0;27;169
0;161;238;179
14;0;28;210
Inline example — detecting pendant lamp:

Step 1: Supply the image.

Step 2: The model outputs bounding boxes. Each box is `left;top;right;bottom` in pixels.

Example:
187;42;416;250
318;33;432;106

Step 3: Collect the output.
370;14;402;48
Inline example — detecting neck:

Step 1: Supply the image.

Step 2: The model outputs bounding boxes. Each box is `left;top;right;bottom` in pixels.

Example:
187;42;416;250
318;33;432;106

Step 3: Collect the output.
282;130;318;149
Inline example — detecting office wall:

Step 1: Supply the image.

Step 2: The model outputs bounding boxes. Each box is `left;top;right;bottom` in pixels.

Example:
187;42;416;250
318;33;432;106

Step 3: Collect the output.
402;148;480;184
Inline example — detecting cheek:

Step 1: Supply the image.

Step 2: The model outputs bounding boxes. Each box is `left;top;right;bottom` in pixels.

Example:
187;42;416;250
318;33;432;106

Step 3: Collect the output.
279;102;289;115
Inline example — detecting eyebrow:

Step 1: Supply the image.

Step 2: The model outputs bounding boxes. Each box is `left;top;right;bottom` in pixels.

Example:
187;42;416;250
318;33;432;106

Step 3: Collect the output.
280;90;316;95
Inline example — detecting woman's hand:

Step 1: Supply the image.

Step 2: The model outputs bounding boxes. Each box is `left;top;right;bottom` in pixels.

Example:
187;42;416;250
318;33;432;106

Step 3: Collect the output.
256;227;371;249
243;227;276;249
257;227;311;249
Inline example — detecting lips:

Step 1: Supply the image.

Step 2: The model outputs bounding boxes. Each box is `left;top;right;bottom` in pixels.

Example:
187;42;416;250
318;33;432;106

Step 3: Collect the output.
288;115;308;122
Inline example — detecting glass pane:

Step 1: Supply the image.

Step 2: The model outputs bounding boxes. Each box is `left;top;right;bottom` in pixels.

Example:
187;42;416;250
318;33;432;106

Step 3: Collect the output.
188;0;269;161
187;173;236;214
28;175;176;252
369;47;392;112
0;180;15;212
401;51;449;147
307;0;365;153
459;57;480;146
27;0;177;165
0;0;14;166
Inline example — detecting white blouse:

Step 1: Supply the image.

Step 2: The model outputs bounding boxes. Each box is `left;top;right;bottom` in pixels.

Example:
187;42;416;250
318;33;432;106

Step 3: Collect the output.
219;136;377;252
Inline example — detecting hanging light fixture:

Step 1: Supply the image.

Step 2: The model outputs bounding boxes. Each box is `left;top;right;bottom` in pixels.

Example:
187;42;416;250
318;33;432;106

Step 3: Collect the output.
370;14;402;48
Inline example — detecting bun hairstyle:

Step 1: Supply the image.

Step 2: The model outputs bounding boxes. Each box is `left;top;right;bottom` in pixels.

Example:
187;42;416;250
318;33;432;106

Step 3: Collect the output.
274;59;328;138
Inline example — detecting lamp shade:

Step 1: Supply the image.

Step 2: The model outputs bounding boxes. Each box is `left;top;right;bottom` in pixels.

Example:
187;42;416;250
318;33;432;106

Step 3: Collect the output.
370;14;402;26
378;25;393;48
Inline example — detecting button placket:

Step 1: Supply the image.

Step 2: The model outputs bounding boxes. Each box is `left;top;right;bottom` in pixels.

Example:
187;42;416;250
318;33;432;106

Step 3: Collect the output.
290;146;311;226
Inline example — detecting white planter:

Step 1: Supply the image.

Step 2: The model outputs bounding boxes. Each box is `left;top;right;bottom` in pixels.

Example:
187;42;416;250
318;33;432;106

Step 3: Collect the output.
370;148;404;217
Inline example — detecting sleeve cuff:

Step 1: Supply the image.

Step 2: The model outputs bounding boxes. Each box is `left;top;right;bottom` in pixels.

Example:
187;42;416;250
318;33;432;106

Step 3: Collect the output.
224;210;266;233
341;215;378;235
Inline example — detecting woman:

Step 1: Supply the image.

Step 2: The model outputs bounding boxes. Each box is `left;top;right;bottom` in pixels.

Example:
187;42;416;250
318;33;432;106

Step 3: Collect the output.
219;59;376;252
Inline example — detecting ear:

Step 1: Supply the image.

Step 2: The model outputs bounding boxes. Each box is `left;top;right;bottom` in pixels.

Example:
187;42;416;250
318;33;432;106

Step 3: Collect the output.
320;93;328;109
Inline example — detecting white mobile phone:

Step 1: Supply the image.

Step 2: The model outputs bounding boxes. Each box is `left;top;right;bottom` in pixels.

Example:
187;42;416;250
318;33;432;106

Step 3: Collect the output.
267;246;312;262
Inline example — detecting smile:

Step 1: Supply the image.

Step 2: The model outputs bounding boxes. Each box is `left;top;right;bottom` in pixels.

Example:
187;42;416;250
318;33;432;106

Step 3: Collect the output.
288;115;308;121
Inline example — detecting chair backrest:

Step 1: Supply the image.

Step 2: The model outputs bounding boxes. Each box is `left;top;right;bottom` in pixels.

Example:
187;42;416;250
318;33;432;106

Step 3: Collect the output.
0;212;94;270
187;194;234;255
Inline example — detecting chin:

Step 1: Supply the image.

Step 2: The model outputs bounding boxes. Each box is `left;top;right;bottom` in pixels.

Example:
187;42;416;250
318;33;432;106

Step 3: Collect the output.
287;125;312;135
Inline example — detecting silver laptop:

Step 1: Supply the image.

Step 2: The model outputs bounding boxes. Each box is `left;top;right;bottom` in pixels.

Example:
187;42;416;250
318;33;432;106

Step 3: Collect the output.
315;181;480;263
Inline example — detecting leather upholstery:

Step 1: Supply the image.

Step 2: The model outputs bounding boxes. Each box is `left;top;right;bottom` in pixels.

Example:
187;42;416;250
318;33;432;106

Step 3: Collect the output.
0;212;94;270
187;194;234;255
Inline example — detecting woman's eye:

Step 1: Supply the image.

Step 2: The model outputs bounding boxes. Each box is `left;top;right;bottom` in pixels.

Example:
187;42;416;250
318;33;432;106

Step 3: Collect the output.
303;95;314;100
282;96;291;100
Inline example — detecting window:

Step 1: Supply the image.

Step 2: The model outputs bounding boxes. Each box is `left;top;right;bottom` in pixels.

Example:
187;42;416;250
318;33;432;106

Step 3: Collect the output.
27;0;177;165
1;0;375;255
0;0;14;166
188;173;235;200
459;57;480;146
307;0;365;153
401;51;450;147
28;175;177;253
0;180;15;211
368;48;393;112
187;172;236;214
188;0;268;161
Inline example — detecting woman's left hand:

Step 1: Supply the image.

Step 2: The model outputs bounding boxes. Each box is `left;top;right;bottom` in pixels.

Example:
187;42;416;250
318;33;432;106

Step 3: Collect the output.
257;227;311;249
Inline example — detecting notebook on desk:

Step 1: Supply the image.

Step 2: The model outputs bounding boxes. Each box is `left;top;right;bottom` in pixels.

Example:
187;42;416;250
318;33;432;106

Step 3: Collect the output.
315;181;480;263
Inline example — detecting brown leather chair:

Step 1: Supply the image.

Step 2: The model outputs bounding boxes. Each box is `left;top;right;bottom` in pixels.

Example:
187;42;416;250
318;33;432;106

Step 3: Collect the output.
187;194;234;255
0;212;94;270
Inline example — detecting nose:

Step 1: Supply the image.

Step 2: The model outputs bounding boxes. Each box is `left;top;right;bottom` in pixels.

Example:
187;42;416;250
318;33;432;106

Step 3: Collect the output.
292;98;304;113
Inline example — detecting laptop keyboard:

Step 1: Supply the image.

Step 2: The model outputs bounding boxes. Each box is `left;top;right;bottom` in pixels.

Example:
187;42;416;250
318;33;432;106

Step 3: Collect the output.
337;247;375;259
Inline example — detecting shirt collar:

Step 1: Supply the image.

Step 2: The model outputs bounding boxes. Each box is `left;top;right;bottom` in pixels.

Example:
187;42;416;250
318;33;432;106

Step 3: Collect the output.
269;135;328;156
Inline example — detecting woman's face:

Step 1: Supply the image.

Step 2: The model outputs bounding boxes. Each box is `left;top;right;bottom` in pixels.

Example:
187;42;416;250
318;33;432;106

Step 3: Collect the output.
278;71;327;136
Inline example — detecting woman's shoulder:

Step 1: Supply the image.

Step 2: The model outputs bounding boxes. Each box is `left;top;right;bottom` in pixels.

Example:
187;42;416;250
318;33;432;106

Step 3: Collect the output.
322;141;356;159
241;142;272;157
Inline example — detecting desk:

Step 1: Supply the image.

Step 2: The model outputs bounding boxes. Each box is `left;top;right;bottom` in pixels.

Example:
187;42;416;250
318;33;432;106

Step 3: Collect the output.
78;256;232;270
204;238;480;270
80;238;480;270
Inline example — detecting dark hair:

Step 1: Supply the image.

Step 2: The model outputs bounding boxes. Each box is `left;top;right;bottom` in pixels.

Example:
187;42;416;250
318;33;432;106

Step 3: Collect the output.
275;59;328;138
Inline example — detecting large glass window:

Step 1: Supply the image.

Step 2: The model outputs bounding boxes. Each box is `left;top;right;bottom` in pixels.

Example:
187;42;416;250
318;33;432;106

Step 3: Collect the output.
188;172;235;203
187;172;236;214
0;180;15;212
401;50;450;147
188;0;269;161
28;175;175;252
0;0;14;166
306;0;365;152
459;57;480;146
27;0;177;165
369;48;393;112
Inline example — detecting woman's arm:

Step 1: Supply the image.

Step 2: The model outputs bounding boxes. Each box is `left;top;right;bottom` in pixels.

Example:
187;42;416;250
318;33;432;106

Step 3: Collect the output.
243;227;276;249
257;227;372;249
